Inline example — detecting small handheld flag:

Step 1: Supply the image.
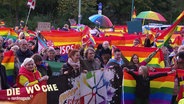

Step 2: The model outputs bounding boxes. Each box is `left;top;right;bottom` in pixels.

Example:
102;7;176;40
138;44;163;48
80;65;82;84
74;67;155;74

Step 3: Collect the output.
27;0;36;10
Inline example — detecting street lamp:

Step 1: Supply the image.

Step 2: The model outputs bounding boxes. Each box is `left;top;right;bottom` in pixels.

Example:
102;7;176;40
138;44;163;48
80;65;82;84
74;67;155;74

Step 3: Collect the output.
131;0;134;21
98;2;102;15
78;0;81;24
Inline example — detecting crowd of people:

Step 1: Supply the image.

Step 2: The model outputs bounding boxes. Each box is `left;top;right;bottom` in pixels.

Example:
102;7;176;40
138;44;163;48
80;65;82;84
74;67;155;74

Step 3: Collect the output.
0;22;184;104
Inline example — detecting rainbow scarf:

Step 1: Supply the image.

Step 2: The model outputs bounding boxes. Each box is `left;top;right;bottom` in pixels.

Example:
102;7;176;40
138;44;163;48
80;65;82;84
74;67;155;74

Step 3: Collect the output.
0;28;18;40
123;68;175;104
117;46;165;68
2;51;15;86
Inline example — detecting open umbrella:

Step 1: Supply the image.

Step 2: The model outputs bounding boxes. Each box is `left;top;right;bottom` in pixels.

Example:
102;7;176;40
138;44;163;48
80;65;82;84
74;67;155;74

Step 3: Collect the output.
136;11;167;22
89;14;113;27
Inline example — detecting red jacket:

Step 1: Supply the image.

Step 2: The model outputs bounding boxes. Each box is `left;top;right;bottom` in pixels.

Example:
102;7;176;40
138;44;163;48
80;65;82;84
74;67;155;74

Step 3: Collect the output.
17;66;41;87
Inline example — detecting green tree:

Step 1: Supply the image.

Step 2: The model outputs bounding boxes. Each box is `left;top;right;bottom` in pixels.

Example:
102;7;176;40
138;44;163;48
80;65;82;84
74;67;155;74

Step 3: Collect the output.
0;0;183;29
57;0;97;26
98;0;183;25
0;0;26;26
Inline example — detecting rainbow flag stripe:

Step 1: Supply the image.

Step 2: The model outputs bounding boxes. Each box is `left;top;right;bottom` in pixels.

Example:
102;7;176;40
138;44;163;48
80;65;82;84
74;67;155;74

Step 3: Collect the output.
157;11;184;47
123;68;175;104
104;32;123;37
82;26;96;46
176;69;184;101
114;25;128;33
0;28;18;40
117;46;165;68
2;51;15;86
41;31;82;46
94;35;154;48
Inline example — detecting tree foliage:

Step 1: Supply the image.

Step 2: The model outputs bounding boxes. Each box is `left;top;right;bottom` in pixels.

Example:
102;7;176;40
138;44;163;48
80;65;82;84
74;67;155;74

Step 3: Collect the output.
57;0;97;26
0;0;183;29
98;0;184;25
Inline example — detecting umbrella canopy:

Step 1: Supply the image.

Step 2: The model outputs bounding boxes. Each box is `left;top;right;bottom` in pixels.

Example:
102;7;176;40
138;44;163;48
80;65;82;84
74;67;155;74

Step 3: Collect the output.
89;14;113;27
136;11;167;22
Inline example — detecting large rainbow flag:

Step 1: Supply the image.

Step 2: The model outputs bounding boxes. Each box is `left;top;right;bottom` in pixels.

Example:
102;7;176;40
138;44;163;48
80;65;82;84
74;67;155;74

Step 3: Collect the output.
40;30;84;62
123;68;175;104
40;31;82;46
94;36;123;48
2;50;15;86
104;32;123;37
0;28;18;40
117;46;165;68
157;11;184;47
122;34;154;46
114;25;128;33
94;34;154;48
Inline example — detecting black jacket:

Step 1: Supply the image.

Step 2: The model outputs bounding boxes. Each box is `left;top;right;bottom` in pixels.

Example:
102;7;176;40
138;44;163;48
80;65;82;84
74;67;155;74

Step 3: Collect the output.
61;63;80;78
99;48;112;58
128;71;167;99
16;49;33;63
37;65;52;77
0;64;10;89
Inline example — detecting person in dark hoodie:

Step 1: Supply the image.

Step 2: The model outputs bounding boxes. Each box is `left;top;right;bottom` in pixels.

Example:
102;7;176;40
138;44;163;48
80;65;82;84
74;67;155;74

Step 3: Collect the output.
144;34;152;47
99;41;112;59
124;66;175;104
16;39;33;63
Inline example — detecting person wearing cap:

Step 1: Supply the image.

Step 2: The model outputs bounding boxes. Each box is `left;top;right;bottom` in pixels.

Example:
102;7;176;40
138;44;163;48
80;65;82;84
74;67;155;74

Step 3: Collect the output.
0;49;10;90
16;58;49;87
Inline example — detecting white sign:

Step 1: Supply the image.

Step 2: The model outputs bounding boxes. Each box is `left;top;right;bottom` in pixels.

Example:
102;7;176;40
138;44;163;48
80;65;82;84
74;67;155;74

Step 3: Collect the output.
37;22;51;31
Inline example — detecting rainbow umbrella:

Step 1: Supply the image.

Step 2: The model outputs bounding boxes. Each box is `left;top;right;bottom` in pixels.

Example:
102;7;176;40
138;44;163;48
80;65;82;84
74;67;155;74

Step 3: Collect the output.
136;11;167;22
89;14;113;27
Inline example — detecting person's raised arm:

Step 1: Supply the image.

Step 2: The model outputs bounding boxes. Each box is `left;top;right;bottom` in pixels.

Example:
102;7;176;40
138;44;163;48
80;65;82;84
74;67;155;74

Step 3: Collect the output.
123;67;137;79
143;48;160;64
149;70;175;80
